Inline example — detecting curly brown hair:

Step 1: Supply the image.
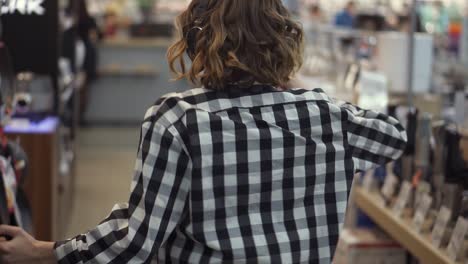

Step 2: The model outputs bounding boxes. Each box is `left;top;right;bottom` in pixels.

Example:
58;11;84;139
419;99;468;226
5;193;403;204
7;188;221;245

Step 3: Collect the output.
167;0;304;90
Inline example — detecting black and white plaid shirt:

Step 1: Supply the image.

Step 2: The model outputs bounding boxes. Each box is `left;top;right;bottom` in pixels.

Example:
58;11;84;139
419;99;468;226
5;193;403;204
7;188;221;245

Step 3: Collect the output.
55;86;407;264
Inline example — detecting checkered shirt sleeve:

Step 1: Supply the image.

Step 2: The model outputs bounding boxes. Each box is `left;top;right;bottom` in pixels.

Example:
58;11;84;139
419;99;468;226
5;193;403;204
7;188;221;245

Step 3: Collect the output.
339;102;408;171
54;106;192;263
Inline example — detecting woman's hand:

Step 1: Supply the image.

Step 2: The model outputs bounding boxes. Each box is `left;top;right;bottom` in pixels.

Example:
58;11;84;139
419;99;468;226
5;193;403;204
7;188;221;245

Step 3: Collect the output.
0;225;56;264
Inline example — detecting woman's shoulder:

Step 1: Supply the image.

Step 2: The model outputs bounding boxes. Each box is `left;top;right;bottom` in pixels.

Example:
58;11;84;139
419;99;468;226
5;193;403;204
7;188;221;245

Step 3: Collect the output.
142;88;212;128
282;87;336;105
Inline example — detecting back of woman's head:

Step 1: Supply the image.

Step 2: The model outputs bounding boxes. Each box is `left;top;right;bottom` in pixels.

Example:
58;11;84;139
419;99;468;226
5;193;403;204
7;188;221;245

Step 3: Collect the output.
167;0;304;90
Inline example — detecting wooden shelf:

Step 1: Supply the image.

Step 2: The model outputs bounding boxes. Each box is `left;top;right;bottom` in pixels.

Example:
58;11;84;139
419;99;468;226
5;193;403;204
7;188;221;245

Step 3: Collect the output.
354;187;457;264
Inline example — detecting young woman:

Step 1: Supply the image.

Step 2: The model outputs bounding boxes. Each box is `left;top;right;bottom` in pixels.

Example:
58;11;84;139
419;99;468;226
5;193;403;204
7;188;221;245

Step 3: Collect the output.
0;0;407;263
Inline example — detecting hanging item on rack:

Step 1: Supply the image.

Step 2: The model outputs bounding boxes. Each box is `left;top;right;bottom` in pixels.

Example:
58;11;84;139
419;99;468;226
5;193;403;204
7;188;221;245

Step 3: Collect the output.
0;155;23;227
441;126;468;221
445;127;468;185
0;90;30;230
402;108;419;182
433;122;447;209
0;170;9;225
0;36;32;232
0;140;32;232
0;26;14;226
412;113;433;209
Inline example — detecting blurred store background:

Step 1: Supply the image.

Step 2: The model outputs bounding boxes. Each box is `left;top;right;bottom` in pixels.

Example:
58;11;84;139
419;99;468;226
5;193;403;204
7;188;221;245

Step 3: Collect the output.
0;0;467;263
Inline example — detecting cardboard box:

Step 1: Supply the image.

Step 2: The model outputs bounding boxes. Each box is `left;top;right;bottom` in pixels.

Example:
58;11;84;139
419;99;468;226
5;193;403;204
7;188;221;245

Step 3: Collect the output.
334;229;407;264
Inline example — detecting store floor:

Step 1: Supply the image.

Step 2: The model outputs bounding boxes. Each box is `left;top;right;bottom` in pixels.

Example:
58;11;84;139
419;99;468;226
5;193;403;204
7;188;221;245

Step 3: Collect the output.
64;126;141;239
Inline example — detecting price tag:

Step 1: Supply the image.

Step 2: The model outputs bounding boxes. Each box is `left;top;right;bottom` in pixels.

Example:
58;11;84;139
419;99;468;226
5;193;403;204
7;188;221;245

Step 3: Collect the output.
381;172;399;201
447;217;468;261
412;194;433;232
362;169;375;191
431;206;452;248
392;181;412;217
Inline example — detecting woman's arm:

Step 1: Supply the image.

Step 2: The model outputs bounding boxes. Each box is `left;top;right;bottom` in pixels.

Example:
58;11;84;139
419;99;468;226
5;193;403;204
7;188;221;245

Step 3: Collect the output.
54;119;192;263
0;107;192;263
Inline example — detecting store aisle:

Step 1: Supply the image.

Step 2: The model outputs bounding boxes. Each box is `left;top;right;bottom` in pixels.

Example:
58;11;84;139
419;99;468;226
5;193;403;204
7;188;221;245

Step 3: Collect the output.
64;127;141;239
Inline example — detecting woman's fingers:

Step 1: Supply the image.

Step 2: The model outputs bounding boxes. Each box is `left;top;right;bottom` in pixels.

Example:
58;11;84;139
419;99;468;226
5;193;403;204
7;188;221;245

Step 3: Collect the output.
0;237;11;254
0;226;50;263
0;225;17;254
0;225;21;238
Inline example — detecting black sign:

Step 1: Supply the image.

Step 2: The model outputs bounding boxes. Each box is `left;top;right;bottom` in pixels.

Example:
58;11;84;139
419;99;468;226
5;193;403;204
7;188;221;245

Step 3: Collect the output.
0;0;58;75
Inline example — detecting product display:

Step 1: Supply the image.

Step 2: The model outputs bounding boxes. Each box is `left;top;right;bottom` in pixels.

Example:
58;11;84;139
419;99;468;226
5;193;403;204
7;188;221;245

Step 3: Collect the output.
297;2;468;263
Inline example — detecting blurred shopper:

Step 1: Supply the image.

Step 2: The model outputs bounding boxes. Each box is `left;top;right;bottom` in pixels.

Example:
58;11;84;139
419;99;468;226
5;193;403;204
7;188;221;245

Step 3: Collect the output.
308;4;325;24
103;11;119;37
304;4;325;44
398;3;424;33
334;1;356;28
432;1;450;34
138;0;156;23
76;0;101;122
0;1;407;263
77;0;100;82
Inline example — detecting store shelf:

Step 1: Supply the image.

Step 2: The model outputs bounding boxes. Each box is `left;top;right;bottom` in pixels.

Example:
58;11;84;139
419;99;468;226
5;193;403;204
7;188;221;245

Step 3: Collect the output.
354;187;457;264
101;37;174;48
98;66;160;78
